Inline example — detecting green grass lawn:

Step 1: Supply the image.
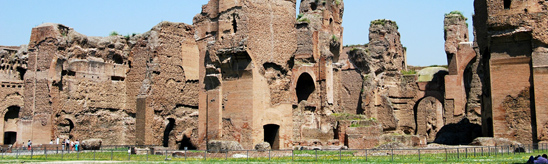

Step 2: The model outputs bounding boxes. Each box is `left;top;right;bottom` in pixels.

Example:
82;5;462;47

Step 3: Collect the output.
0;150;541;163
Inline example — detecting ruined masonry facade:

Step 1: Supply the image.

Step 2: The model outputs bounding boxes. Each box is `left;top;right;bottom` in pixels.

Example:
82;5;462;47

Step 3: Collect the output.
1;0;547;150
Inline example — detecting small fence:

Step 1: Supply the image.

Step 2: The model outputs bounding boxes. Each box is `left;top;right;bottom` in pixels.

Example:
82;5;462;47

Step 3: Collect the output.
0;143;545;162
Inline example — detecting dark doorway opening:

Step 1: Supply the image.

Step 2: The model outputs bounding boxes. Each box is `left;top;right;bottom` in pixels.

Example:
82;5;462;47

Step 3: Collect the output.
178;135;197;150
163;118;175;147
487;117;493;137
296;73;315;102
504;0;511;9
3;132;16;145
263;124;280;150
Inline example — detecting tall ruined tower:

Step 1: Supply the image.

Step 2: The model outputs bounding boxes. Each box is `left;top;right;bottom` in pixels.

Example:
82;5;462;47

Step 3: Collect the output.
443;12;477;124
474;0;548;144
195;0;298;150
291;0;345;145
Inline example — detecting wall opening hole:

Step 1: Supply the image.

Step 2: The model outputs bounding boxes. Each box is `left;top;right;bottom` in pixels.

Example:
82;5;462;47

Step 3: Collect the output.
113;54;124;64
178;135;197;150
3;132;16;145
163;118;175;147
111;76;125;81
263;124;280;150
296;73;315;102
232;13;238;33
504;0;511;9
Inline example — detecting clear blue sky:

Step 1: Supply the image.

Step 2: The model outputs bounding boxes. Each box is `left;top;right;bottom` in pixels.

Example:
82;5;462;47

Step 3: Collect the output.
0;0;474;66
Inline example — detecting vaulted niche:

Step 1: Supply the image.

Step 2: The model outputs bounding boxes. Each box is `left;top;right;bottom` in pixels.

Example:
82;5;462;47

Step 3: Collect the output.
263;124;280;150
220;52;253;80
296;73;315;102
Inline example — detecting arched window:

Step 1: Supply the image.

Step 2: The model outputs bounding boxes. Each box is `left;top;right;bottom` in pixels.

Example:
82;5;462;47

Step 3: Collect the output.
296;73;315;102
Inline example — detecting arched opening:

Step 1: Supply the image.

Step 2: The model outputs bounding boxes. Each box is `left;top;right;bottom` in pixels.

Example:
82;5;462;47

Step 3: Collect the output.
263;124;280;150
3;106;20;145
163;118;175;147
58;118;74;139
504;0;511;9
179;135;197;150
415;97;443;142
296;73;315;102
4;106;19;122
112;54;124;64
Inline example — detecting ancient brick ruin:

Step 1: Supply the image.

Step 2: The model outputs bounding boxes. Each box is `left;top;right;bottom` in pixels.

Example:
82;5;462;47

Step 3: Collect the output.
1;0;547;150
473;0;548;145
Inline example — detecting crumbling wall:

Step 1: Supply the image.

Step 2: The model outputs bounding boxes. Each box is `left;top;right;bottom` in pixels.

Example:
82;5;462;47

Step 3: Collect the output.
0;46;27;145
195;0;297;150
2;21;200;147
474;0;548;144
443;12;478;125
290;0;345;148
349;20;416;133
128;22;200;149
335;19;424;148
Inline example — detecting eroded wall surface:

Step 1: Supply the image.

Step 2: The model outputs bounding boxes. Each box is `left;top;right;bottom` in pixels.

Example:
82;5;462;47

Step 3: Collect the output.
474;0;548;144
195;0;297;150
0;22;200;148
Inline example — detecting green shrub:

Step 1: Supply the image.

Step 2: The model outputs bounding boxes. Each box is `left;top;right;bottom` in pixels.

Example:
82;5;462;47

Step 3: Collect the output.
297;13;304;20
109;31;119;36
371;19;398;29
445;10;468;21
401;69;417;75
297;17;310;23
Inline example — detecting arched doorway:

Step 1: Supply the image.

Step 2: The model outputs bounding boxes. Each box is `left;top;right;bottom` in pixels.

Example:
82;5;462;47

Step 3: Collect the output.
296;73;315;102
415;97;443;142
263;124;280;150
58;118;74;139
3;106;20;145
163;118;175;147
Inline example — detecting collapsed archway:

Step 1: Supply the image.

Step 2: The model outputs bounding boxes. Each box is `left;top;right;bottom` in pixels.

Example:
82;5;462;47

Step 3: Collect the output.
163;118;175;147
263;124;280;150
58;118;74;139
3;106;20;145
296;73;315;102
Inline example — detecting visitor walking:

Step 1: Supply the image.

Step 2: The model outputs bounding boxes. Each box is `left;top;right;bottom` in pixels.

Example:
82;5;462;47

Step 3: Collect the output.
62;139;65;150
27;140;32;150
75;139;79;151
65;139;69;151
70;140;74;151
